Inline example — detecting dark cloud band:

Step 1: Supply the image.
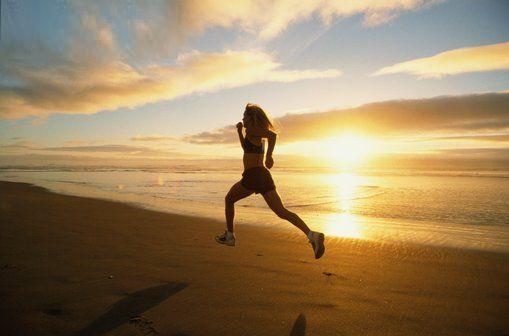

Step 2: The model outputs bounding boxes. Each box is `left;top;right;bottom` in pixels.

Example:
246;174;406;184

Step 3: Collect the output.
183;92;509;144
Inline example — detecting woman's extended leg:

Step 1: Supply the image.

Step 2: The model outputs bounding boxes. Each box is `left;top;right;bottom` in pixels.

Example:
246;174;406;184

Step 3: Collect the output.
225;181;254;232
262;190;310;236
263;189;325;259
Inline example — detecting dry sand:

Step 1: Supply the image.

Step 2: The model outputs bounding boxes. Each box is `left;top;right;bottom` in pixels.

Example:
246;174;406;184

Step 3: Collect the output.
1;180;508;336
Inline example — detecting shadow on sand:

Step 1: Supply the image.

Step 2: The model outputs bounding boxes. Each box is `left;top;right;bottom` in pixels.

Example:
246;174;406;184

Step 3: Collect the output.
74;282;188;336
290;313;306;336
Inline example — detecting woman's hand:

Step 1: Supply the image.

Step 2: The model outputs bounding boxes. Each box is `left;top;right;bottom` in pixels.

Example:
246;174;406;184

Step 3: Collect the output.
265;155;274;169
236;122;243;132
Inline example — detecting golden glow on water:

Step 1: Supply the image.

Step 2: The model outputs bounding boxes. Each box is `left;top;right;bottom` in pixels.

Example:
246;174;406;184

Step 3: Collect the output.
321;172;365;239
331;172;360;212
322;213;363;238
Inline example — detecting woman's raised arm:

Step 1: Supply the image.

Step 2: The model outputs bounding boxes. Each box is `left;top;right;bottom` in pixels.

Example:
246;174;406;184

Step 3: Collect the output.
236;122;245;150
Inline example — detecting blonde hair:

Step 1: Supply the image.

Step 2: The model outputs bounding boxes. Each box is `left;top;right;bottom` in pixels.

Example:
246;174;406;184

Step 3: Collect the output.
245;103;276;132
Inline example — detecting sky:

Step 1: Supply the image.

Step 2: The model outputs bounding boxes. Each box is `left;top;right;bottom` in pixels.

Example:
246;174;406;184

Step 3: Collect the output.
0;0;509;169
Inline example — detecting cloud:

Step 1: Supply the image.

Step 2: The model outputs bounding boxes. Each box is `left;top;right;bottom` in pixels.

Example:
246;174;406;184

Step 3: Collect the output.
0;0;438;120
416;134;509;142
183;128;236;145
183;92;509;144
0;49;341;120
39;144;170;155
79;11;117;51
372;41;509;78
370;148;509;170
0;140;39;150
130;134;176;142
177;0;438;40
436;147;509;158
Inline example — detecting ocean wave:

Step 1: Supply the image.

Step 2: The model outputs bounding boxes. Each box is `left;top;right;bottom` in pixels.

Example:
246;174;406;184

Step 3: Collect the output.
285;191;386;208
46;179;90;185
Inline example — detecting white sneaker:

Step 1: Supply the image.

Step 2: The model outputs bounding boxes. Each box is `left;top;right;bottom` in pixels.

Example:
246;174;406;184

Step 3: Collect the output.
308;231;325;259
215;230;236;246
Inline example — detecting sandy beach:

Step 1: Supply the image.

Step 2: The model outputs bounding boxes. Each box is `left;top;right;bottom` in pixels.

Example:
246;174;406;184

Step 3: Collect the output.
1;180;508;336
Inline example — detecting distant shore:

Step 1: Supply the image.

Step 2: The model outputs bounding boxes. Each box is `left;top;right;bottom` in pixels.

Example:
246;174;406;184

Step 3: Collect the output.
1;180;508;335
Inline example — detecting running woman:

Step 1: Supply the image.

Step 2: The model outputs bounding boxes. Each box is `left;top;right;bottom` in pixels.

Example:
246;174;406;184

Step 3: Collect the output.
215;103;325;259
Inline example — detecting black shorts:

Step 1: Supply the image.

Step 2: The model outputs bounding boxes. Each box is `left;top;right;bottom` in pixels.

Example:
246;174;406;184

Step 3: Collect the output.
241;166;276;195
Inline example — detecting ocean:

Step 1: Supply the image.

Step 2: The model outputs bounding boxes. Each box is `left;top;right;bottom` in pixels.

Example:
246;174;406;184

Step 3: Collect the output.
1;166;508;252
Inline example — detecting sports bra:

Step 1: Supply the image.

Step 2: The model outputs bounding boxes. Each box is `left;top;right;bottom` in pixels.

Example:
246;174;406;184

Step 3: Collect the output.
243;137;264;154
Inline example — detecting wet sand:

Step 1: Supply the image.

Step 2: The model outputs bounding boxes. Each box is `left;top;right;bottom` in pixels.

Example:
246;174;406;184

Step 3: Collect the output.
1;180;508;335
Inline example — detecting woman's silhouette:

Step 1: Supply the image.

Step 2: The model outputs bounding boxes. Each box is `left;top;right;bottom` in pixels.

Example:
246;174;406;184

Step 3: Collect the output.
215;104;325;259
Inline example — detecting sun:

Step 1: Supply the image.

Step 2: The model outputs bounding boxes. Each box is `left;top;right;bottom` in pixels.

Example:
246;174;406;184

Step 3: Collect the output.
278;133;376;169
322;134;374;168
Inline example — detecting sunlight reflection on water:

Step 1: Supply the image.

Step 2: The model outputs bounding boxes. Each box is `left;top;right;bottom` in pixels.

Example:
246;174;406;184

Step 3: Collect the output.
2;168;509;252
321;213;363;238
318;172;365;238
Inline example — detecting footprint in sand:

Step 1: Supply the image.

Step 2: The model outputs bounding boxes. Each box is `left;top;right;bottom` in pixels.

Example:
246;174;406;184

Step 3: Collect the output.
322;271;348;280
42;307;65;316
1;263;21;270
129;315;158;335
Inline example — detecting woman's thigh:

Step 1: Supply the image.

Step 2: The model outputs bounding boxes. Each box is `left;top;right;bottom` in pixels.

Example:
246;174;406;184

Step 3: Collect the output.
226;181;254;203
262;190;287;215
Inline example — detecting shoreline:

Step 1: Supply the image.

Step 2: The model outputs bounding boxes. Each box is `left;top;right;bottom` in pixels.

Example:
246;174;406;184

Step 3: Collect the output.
0;177;509;254
1;180;509;335
1;176;508;254
3;177;509;255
